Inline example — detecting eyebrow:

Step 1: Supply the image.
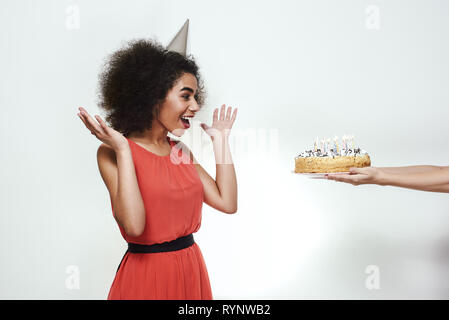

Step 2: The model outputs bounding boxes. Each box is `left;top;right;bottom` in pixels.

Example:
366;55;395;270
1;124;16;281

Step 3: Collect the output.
180;87;198;94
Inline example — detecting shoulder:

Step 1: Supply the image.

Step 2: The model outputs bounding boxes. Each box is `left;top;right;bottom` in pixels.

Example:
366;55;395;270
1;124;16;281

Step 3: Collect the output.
96;144;119;176
97;143;116;162
96;143;119;194
171;139;196;164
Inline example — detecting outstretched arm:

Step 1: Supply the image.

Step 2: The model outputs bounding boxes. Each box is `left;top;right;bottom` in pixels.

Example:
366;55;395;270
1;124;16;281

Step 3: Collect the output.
382;166;449;192
326;166;449;193
379;165;442;174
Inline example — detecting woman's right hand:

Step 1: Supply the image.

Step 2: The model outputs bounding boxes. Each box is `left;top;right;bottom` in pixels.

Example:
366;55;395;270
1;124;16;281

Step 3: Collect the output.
77;106;128;152
326;166;386;186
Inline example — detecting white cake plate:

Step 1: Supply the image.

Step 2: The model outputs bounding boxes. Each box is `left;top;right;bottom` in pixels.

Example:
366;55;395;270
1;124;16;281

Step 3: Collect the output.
291;170;349;179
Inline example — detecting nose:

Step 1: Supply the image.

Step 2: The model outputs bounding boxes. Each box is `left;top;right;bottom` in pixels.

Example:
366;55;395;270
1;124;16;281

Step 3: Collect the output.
189;100;200;112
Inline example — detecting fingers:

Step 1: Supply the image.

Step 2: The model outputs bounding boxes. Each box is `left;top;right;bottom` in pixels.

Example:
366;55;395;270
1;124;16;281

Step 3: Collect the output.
85;114;103;134
78;111;93;133
217;104;237;122
94;114;109;133
77;107;105;136
77;112;87;126
207;104;238;132
219;104;226;121
326;173;360;185
212;108;219;124
225;106;232;120
225;106;238;123
230;108;237;123
349;167;364;174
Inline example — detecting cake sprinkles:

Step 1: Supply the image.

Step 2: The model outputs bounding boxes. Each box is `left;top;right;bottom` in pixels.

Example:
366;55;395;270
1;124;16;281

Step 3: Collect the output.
295;135;371;173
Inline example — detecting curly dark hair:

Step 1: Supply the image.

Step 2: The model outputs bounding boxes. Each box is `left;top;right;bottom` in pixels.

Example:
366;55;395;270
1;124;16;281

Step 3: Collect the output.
97;38;206;137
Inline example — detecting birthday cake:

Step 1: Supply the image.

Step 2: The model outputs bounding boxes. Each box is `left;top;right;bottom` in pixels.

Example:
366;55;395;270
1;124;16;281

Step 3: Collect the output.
295;135;371;173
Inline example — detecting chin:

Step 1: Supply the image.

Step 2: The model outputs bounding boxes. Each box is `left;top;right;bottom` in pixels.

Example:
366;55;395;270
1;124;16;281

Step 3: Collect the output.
171;128;187;137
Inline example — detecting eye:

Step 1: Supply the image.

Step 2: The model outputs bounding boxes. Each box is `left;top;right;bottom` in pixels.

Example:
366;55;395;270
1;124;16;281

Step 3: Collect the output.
182;94;199;101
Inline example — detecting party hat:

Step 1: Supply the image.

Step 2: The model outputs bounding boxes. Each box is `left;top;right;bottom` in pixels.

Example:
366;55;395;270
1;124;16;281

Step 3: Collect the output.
167;19;189;56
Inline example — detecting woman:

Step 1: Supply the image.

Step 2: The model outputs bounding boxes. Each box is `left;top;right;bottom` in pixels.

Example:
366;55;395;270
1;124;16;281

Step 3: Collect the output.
77;39;238;299
326;165;449;193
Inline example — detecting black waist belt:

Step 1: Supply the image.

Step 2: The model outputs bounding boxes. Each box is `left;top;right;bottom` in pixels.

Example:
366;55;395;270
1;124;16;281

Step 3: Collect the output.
116;234;194;273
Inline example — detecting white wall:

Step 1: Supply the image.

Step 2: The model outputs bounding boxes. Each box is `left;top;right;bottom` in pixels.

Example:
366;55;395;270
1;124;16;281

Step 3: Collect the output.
1;0;449;299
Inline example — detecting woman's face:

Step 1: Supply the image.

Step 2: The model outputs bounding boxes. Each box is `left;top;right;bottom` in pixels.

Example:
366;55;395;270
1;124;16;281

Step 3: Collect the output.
158;72;200;137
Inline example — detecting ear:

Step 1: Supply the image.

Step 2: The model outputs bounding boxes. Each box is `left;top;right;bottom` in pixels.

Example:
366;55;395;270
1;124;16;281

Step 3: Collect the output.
152;103;160;119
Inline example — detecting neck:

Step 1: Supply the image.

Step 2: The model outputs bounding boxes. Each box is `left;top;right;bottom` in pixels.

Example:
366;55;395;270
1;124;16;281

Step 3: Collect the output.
128;128;169;147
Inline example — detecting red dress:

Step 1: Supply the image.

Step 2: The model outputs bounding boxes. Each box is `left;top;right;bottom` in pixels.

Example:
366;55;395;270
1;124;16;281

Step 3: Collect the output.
107;136;213;300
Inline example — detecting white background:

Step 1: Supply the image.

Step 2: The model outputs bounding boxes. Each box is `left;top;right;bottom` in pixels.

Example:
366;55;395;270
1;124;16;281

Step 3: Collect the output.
1;0;449;299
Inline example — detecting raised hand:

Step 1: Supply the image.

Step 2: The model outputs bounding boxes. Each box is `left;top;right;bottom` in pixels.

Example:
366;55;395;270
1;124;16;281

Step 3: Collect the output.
200;104;237;141
77;106;128;152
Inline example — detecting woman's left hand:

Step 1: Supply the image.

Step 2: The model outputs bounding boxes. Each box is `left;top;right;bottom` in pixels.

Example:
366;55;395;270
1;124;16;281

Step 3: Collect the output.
326;167;385;186
200;104;237;141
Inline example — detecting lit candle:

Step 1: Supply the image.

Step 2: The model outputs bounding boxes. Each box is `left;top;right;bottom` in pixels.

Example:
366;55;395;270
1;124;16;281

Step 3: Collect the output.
333;136;339;154
321;139;326;153
326;138;331;154
314;136;319;152
350;135;355;150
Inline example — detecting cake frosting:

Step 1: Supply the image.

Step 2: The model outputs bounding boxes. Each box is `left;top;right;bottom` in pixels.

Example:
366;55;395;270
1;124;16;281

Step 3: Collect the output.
294;135;371;173
295;147;369;159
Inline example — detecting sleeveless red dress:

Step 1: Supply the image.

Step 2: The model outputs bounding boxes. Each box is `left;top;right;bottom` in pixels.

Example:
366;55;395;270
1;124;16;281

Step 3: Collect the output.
107;136;213;300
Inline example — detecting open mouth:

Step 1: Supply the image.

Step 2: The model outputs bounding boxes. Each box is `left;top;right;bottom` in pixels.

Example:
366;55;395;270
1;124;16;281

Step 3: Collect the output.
180;116;191;129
